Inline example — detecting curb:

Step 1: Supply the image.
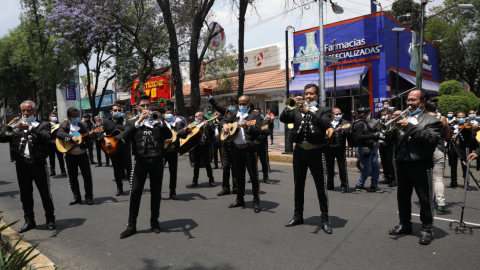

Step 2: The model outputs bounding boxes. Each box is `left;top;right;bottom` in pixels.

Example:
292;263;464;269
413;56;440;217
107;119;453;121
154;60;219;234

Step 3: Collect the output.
0;220;56;270
268;154;374;169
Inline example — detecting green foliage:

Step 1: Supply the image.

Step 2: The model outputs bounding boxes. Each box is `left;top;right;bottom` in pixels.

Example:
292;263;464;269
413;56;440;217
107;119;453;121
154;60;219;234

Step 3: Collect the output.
437;80;480;115
438;80;464;96
385;0;422;32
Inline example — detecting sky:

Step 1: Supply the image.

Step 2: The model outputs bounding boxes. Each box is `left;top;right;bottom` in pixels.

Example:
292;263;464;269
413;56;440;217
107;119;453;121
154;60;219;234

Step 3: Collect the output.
0;0;445;76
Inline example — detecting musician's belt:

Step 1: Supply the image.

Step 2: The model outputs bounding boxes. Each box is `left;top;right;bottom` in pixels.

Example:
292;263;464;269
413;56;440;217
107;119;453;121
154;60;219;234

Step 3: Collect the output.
213;135;220;139
19;157;46;164
328;144;342;148
235;142;255;149
297;143;323;150
68;149;87;155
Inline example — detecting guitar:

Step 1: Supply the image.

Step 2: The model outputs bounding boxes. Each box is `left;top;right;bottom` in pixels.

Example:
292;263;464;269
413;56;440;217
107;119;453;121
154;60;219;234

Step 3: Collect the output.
178;116;219;155
56;126;104;153
325;123;350;143
50;124;60;142
220;120;257;142
100;129;126;155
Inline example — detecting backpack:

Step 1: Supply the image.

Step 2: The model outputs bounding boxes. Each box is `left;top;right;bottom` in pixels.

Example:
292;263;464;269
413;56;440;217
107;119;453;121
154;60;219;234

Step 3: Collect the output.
344;120;362;147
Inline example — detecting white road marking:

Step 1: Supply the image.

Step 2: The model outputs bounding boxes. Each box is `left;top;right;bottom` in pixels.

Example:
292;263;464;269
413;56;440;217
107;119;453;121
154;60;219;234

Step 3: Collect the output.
407;213;480;227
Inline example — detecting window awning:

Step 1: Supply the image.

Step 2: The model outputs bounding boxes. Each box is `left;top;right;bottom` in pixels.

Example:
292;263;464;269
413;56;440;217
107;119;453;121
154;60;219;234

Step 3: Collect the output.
287;66;369;96
391;70;441;93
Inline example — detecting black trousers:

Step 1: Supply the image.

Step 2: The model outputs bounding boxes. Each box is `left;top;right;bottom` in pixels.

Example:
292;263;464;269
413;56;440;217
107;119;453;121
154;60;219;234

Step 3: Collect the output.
221;141;237;192
234;145;260;202
127;156;164;228
95;140;110;165
15;160;55;223
109;145;132;190
48;142;65;172
325;146;348;188
211;137;220;165
396;160;434;229
449;144;468;183
65;153;93;198
256;142;269;178
379;144;396;181
163;150;178;193
293;146;329;223
193;144;213;182
85;139;94;163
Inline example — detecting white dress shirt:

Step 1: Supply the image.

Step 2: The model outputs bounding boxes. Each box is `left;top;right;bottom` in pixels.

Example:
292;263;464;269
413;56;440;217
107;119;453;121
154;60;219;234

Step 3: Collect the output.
23;121;39;158
331;120;339;128
134;116;163;129
234;111;251;145
406;111;423;126
69;123;82;152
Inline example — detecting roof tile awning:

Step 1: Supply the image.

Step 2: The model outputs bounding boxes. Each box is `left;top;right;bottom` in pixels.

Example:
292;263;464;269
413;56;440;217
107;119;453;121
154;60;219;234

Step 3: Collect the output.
288;66;369;96
391;70;441;93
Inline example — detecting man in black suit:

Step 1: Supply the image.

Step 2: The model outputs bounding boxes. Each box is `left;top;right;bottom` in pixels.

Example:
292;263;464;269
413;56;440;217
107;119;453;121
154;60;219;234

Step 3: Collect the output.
208;95;238;196
190;112;216;187
210;111;222;169
378;109;397;187
96;104;132;196
0;100;56;233
223;95;262;213
387;89;443;245
120;95;172;239
253;108;272;184
163;107;188;200
280;84;333;234
82;114;96;165
94;116;110;167
325;107;350;193
48;112;66;176
57;107;95;205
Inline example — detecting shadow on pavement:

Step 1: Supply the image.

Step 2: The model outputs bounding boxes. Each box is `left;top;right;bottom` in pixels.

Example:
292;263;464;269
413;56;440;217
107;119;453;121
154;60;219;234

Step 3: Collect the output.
139;260;235;270
0;181;12;185
92;196;119;205
0;190;19;198
304;215;348;233
160;218;199;239
49;218;87;237
179;193;212;201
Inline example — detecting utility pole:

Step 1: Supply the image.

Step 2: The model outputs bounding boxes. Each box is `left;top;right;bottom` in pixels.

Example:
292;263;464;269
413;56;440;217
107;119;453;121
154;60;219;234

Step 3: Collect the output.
77;59;83;119
332;39;337;107
284;26;294;154
318;0;325;106
415;0;427;89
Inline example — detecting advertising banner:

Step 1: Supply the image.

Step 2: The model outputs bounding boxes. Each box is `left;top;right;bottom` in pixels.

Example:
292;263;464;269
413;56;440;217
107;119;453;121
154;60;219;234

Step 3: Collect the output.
131;75;171;105
76;95;113;110
65;80;77;100
79;69;114;100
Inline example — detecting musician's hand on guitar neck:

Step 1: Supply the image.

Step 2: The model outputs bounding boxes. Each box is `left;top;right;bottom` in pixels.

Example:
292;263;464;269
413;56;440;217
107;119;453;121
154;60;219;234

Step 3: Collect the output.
72;136;80;144
337;125;343;133
222;124;229;134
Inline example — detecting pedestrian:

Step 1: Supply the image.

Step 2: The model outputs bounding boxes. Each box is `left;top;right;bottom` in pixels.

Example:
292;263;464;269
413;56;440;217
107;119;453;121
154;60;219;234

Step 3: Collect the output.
48;112;67;176
266;108;275;145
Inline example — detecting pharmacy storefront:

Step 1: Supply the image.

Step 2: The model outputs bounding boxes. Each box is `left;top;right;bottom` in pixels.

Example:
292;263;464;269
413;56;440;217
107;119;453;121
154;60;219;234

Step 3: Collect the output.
290;11;443;120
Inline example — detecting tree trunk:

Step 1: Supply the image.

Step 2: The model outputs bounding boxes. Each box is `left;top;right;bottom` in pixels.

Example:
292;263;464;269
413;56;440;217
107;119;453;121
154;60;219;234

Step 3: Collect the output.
237;0;248;97
189;21;202;116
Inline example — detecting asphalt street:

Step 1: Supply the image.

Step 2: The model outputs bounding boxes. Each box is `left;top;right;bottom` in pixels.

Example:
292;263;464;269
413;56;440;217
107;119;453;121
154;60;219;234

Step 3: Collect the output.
1;143;480;270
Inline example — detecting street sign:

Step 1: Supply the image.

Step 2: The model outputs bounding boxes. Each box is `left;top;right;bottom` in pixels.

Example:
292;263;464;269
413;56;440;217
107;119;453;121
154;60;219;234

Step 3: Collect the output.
324;55;338;63
293;55;338;64
5;108;13;115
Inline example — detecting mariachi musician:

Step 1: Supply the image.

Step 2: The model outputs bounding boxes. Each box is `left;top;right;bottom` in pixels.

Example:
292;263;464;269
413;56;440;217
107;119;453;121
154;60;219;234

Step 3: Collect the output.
207;95;238;196
189;112;215;187
0;100;56;233
48;111;66;176
378;109;397;187
96;103;132;196
57;107;95;205
280;84;333;234
223;95;262;213
253;108;272;184
163;107;188;200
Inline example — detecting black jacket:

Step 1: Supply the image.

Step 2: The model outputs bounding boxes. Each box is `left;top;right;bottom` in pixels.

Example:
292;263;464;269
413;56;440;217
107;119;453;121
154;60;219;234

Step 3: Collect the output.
57;121;90;149
328;119;350;146
354;120;380;149
0;120;51;160
386;112;442;162
223;109;262;143
96;117;129;140
279;105;331;145
123;119;172;156
197;121;215;144
209;97;238;129
257;119;273;144
165;121;187;148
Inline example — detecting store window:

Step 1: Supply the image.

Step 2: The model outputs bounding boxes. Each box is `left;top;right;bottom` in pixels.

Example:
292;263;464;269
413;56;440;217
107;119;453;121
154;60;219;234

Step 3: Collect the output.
265;101;279;118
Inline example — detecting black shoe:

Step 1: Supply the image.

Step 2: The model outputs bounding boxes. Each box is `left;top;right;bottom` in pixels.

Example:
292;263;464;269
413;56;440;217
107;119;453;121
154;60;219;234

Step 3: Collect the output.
116;189;123;196
191;181;198;187
271;141;273;145
95;164;102;167
10;159;14;162
69;196;81;205
105;163;110;166
120;227;137;239
355;185;367;192
217;190;230;196
263;176;270;184
18;222;36;233
369;186;383;193
247;178;252;183
228;200;245;208
419;233;432;245
61;171;67;176
389;224;413;235
91;161;97;165
389;180;397;187
214;165;219;169
47;220;56;230
170;193;178;200
254;203;262;213
322;223;333;234
327;186;334;191
209;182;216;187
50;170;56;176
341;187;348;193
285;217;304;227
85;197;93;205
232;190;238;194
151;226;161;234
446;182;458;188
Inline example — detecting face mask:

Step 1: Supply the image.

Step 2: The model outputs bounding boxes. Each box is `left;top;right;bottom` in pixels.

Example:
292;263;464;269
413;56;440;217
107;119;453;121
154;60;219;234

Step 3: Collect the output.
23;115;36;123
381;115;387;120
207;111;212;114
195;119;200;124
308;100;318;108
51;117;58;123
447;114;453;118
228;106;236;113
165;114;174;122
239;105;248;114
261;114;264;119
469;114;476;120
366;114;371;122
334;114;342;121
458;118;466;124
121;113;125;117
408;108;422;116
71;117;80;125
113;112;122;118
384;104;389;109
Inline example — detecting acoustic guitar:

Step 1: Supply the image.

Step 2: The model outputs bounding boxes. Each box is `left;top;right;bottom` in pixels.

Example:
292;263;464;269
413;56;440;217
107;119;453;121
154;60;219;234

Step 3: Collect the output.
100;129;126;155
220;120;257;142
178;116;219;155
50;124;60;142
56;126;104;153
325;123;350;143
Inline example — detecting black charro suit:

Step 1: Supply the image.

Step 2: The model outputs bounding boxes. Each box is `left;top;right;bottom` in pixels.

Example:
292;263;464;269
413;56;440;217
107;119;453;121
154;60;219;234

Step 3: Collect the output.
257;119;273;180
192;121;215;184
325;118;350;189
163;121;187;195
0;119;55;225
386;111;442;236
280;104;332;225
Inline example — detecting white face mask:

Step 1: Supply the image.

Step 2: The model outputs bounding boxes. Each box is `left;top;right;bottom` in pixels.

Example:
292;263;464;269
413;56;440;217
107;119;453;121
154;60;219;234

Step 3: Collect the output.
381;115;387;120
366;114;371;122
333;115;342;121
23;115;36;123
51;117;58;122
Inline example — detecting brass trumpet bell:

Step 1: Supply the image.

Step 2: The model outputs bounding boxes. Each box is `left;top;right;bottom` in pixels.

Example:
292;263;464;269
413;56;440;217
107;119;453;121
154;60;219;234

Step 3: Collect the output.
285;98;306;110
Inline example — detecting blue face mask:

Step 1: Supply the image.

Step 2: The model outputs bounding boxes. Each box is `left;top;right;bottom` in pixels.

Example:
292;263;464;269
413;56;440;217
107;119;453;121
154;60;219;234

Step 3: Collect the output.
458;118;466;124
165;114;174;122
469;114;476;120
239;105;248;114
71;117;80;125
228;106;236;113
195;119;200;124
408;108;422;116
447;114;453;118
121;113;125;118
113;112;122;118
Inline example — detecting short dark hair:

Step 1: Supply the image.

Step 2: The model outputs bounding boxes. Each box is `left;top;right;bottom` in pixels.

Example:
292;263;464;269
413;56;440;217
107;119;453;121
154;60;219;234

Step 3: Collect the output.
67;107;79;117
83;114;91;119
448;110;454;113
136;95;150;105
111;103;122;110
49;112;57;116
165;106;173;112
228;96;238;104
383;100;389;104
425;97;438;113
253;107;261;112
304;84;319;94
457;111;466;116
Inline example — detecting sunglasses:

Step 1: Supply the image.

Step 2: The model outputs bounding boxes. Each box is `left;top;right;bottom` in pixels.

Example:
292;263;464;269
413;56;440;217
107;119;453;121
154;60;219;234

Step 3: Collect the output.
138;104;150;108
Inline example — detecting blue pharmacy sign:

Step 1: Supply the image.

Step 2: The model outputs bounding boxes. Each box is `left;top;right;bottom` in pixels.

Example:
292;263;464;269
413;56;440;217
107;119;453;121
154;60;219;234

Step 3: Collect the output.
66;80;77;100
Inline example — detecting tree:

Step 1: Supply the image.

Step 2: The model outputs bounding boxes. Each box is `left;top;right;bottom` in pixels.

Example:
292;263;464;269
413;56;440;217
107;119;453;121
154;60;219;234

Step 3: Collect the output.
437;80;480;115
237;0;249;97
425;0;480;96
385;0;422;32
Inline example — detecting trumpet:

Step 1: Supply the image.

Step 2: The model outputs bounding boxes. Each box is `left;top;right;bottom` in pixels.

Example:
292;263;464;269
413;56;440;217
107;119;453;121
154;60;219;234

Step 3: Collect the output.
376;106;411;134
285;98;307;110
149;111;163;125
1;118;27;136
